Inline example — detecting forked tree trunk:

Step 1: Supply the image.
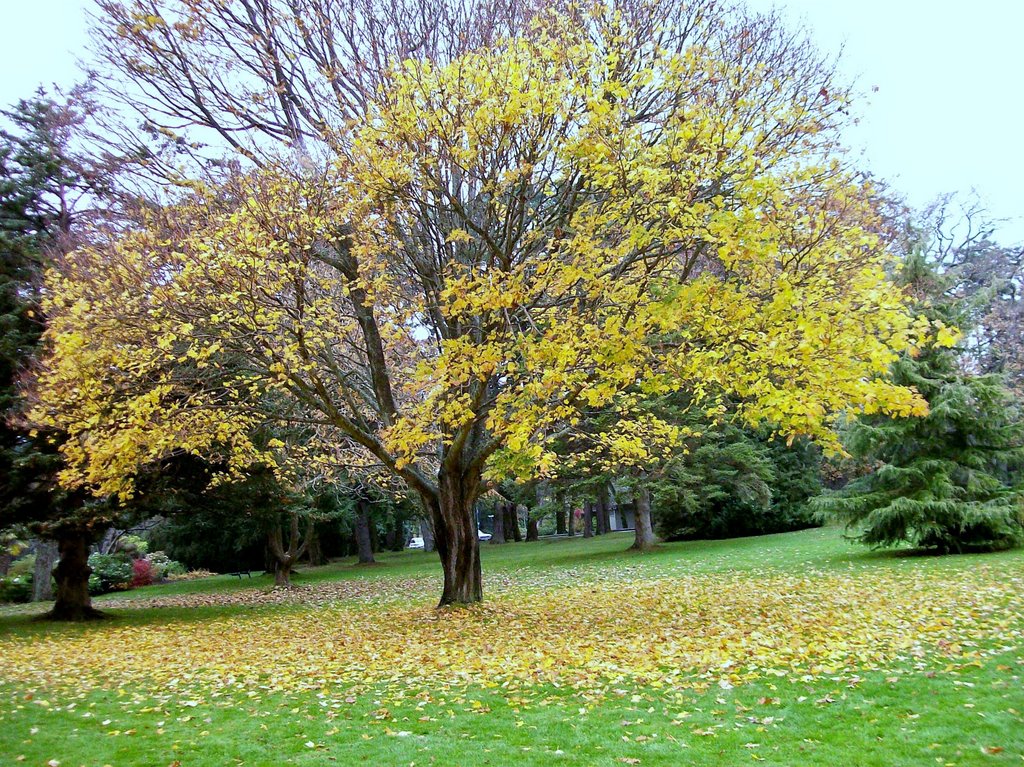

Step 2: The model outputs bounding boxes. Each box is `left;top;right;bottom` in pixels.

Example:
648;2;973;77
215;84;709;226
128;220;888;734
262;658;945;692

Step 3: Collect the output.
268;512;313;587
429;470;482;606
42;530;103;621
33;540;58;602
490;502;505;544
583;501;594;538
632;485;657;552
274;556;294;586
354;499;375;564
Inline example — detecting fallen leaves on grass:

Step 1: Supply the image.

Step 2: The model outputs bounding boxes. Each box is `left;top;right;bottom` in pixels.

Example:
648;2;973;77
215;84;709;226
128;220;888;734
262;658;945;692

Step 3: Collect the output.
97;577;436;611
2;562;1021;709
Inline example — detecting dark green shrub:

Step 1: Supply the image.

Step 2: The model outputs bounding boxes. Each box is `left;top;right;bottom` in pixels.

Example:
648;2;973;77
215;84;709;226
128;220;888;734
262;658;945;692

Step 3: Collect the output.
653;426;821;541
0;574;32;603
8;554;35;578
87;553;134;594
146;511;267;572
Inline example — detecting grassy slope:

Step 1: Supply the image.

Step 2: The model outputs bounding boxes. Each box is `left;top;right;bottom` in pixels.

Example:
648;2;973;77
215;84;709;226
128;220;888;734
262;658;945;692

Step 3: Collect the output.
1;528;1021;766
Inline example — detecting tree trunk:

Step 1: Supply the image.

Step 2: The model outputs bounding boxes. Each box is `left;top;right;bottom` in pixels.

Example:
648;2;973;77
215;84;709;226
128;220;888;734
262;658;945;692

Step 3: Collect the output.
305;528;327;566
355;499;375;564
268;527;294;587
41;530;103;621
595;494;607;535
389;515;406;552
567;503;577;536
528;483;545;541
274;555;294;586
98;528;122;555
264;544;276;575
556;499;567;535
583;501;594;538
32;540;58;602
384;520;399;551
490;502;505;544
507;504;522;542
600;483;615;531
369;512;380;552
429;470;482;606
420;518;435;553
0;549;11;577
631;484;657;552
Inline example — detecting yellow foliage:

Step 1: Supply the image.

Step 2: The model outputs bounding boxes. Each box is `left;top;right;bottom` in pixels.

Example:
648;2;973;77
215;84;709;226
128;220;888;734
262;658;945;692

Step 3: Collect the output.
32;8;933;499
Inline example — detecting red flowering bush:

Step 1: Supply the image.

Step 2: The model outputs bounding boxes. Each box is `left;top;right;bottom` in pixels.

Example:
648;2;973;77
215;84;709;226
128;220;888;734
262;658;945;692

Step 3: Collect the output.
131;557;156;588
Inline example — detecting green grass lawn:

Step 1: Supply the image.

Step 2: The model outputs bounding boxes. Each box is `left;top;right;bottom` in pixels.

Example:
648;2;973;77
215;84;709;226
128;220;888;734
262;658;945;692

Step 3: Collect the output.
1;528;1022;766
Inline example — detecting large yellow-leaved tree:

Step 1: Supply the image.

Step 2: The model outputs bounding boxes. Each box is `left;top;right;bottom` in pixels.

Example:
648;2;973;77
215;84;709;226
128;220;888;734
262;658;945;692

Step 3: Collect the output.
35;6;936;605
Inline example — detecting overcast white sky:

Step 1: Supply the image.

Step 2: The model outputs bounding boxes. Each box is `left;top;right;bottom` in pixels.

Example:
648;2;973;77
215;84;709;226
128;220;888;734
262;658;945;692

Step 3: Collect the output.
1;0;1021;242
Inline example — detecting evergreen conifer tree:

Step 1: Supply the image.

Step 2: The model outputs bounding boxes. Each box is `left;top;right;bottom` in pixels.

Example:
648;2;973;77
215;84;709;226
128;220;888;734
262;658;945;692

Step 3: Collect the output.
814;253;1024;552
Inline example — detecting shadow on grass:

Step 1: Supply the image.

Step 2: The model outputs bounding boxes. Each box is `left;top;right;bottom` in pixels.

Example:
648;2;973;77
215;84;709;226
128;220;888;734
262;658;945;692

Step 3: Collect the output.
819;539;1022;571
0;596;338;637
